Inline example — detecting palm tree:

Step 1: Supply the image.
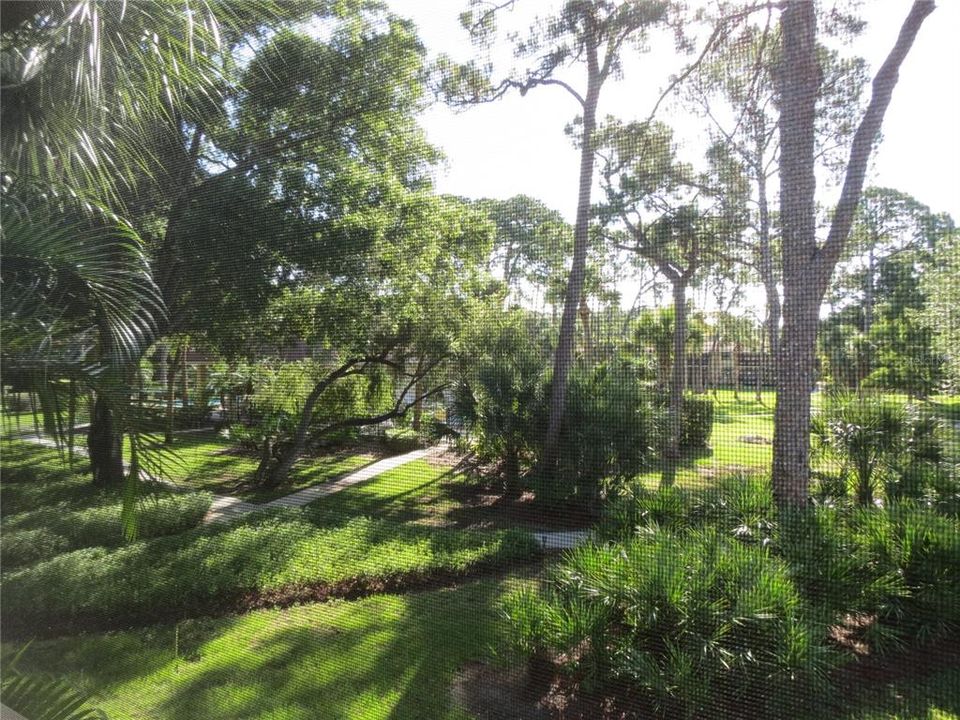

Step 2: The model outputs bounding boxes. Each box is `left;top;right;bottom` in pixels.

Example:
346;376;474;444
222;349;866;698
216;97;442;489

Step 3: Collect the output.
1;1;239;518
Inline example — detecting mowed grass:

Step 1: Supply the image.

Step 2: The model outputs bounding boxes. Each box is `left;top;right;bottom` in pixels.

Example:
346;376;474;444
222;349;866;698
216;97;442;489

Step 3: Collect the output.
638;390;777;489
308;459;464;526
3;577;531;720
129;431;378;503
636;389;960;489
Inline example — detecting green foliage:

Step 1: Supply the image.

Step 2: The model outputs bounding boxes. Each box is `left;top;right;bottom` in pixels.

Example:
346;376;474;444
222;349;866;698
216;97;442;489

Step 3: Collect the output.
778;502;960;645
381;427;424;453
599;473;960;654
1;649;106;720
923;231;960;386
1;508;537;631
503;530;834;719
539;362;660;509
816;394;945;505
679;396;715;449
454;310;548;492
2;493;213;570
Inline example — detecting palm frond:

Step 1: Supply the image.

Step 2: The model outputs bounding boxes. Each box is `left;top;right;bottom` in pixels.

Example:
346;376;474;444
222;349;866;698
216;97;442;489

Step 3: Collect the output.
1;177;165;366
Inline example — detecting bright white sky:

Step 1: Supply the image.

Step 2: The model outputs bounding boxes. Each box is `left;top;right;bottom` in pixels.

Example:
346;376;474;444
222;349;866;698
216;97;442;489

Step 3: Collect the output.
391;1;959;225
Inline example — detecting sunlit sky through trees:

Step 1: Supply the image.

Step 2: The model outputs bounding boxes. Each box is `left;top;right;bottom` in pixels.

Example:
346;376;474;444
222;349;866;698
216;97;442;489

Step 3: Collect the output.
387;1;959;314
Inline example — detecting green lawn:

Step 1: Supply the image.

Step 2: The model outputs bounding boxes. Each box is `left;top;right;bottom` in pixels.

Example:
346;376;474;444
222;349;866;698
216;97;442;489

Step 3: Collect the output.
307;459;463;525
132;432;379;503
638;390;777;488
3;577;528;720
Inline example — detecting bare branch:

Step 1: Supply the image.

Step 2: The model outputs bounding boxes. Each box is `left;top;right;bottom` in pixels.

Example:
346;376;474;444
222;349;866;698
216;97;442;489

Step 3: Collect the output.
814;0;935;295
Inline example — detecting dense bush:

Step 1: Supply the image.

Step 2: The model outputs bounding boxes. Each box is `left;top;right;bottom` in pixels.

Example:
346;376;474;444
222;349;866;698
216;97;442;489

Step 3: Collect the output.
1;509;538;630
503;530;834;719
813;394;947;505
381;427;424;453
2;492;214;569
453;311;547;496
537;362;660;510
600;473;773;543
679;396;715;449
584;475;960;710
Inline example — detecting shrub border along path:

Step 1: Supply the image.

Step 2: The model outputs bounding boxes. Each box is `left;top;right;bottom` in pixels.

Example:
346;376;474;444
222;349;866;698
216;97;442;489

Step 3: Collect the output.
15;433;585;548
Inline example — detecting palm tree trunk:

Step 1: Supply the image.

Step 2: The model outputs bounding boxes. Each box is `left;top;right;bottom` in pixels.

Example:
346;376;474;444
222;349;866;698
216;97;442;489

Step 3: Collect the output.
88;394;124;487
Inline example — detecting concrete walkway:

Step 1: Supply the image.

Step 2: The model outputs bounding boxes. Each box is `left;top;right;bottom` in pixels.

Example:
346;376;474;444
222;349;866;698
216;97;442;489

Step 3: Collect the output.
11;433;586;548
203;448;435;523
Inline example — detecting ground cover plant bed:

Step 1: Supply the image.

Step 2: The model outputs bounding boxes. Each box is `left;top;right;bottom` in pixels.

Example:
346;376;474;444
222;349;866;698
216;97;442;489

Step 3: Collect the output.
1;441;213;569
1;448;540;638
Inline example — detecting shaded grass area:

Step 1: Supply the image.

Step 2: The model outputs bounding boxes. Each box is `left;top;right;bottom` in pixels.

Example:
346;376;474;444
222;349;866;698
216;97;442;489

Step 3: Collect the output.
133;432;379;503
1;441;212;570
2;577;533;720
836;665;960;719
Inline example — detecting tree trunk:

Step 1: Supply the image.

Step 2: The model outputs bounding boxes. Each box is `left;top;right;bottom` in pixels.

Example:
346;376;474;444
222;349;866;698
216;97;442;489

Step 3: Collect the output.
733;342;742;401
541;65;601;477
666;280;688;459
154;345;168;386
180;344;190;412
772;1;821;507
772;0;933;507
412;378;423;432
504;446;522;499
578;294;593;362
864;242;876;333
165;345;182;444
88;394;125;487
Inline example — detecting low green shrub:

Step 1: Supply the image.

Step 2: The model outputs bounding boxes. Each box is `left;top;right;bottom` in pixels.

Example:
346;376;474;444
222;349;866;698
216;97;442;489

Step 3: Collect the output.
680;396;714;449
1;510;538;630
856;503;960;642
381;427;424;453
0;528;70;568
2;492;214;569
503;530;835;719
600;473;774;543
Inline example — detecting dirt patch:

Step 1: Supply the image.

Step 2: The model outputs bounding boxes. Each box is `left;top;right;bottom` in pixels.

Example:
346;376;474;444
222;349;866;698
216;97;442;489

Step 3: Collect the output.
451;661;639;720
834;630;960;690
442;486;596;531
738;434;772;445
451;661;548;720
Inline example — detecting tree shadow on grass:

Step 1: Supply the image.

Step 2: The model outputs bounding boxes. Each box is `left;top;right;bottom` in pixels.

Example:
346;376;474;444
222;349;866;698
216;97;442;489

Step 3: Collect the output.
145;578;523;720
654;446;713;489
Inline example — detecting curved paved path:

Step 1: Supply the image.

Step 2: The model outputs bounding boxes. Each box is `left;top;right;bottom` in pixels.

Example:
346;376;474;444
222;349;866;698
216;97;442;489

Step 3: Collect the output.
11;433;588;548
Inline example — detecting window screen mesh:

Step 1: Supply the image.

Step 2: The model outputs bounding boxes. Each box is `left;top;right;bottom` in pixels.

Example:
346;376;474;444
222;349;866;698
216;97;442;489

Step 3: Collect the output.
2;2;958;719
